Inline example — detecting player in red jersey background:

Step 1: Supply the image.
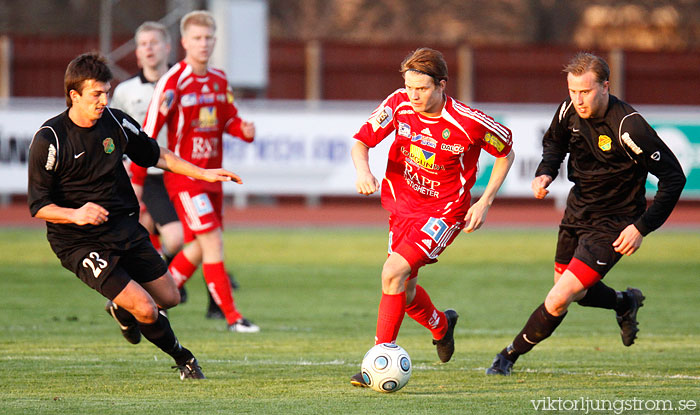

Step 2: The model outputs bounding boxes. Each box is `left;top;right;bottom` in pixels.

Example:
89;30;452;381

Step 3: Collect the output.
142;10;259;333
350;48;515;386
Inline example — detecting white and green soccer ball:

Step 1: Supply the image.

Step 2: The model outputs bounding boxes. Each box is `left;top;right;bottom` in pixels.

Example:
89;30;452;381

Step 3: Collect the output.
361;343;412;393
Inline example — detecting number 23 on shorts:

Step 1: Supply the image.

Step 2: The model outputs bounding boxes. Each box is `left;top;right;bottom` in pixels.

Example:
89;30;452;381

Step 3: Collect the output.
82;251;109;278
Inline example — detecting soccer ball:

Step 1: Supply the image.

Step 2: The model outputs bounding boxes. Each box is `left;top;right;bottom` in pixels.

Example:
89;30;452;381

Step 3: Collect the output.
361;343;412;393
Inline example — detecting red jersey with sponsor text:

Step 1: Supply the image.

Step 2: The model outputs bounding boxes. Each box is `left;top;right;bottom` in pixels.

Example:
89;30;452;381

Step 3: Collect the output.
143;60;247;194
354;90;512;221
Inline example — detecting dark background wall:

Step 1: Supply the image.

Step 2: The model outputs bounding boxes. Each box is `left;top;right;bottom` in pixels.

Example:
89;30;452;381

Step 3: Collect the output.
2;0;699;105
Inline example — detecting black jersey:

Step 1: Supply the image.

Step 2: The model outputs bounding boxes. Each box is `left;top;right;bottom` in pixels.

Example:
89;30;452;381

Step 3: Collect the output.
27;107;160;247
536;95;686;235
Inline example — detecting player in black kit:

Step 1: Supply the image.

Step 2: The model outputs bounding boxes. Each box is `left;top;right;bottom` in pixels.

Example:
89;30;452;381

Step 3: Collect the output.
486;52;686;375
27;52;242;379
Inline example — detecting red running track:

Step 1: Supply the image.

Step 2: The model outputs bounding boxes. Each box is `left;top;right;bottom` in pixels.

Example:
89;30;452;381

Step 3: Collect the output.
4;199;700;229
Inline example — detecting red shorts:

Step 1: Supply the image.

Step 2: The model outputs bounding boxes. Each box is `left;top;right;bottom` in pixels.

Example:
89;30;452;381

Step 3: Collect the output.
388;215;464;279
171;190;223;243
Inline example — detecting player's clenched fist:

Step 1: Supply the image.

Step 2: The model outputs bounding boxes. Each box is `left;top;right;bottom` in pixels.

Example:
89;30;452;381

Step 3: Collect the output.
240;121;256;142
531;175;553;199
356;172;380;195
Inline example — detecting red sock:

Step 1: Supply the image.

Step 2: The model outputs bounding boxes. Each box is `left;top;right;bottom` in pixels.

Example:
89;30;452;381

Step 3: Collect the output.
375;292;406;344
202;262;241;325
405;285;447;340
149;233;162;253
168;252;197;288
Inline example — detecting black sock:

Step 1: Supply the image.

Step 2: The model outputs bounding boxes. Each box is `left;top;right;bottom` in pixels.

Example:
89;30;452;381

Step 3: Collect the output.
576;281;618;310
501;303;566;362
138;313;193;365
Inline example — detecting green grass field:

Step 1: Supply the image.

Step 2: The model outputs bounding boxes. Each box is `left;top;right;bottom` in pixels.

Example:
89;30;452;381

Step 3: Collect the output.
1;227;698;414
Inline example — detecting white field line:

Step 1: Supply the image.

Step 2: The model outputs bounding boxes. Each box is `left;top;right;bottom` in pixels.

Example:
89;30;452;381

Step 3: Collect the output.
472;366;700;380
5;355;697;380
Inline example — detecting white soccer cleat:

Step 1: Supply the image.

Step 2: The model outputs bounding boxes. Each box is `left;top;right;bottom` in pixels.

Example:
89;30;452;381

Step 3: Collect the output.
228;318;260;333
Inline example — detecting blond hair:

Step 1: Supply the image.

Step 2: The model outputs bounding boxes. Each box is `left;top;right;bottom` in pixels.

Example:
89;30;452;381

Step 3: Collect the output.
135;21;171;45
180;10;216;36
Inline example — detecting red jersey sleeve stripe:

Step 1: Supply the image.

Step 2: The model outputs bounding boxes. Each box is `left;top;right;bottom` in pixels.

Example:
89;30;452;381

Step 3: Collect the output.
452;100;512;143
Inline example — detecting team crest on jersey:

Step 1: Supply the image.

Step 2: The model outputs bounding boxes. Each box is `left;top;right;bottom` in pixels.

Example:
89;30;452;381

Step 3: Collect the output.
598;135;612;151
442;128;451;139
409;144;435;169
483;133;505;152
103;137;115;154
198;106;218;129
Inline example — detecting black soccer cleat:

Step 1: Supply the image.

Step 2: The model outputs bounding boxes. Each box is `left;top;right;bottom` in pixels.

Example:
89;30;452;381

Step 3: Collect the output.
205;309;225;320
173;357;206;380
178;286;188;304
350;371;369;388
204;272;238;319
485;353;514;376
227;271;240;291
105;300;141;344
616;287;645;347
432;309;459;363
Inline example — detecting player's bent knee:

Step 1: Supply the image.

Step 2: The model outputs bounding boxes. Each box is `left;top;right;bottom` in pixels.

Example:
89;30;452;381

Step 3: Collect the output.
160;290;180;309
130;301;159;324
380;271;403;293
544;291;570;316
151;288;180;310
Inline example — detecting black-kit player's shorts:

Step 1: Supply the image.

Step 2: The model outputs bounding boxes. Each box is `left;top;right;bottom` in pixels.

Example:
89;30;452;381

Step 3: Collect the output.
555;225;624;278
142;174;180;227
54;228;167;300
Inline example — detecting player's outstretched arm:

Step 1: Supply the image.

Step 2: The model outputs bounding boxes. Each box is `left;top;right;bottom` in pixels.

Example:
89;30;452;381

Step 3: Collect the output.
464;149;515;233
156;147;242;184
35;202;110;225
351;140;379;195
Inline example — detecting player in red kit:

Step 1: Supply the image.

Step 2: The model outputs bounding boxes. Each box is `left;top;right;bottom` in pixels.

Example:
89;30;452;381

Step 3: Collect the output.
350;48;515;386
143;10;259;333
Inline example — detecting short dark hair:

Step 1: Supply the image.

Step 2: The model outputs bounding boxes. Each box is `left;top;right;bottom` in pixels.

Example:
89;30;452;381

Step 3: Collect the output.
64;52;113;107
400;47;448;85
563;52;610;84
